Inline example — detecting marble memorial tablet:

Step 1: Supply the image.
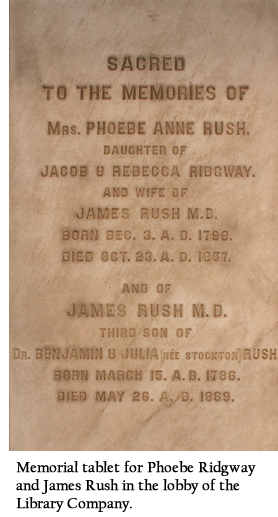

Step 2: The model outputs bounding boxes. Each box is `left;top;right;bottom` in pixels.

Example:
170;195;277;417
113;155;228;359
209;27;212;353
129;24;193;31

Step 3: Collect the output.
10;0;278;450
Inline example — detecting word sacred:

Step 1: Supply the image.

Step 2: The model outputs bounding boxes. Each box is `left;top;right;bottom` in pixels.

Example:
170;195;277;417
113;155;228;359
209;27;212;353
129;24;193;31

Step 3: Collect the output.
107;55;185;71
